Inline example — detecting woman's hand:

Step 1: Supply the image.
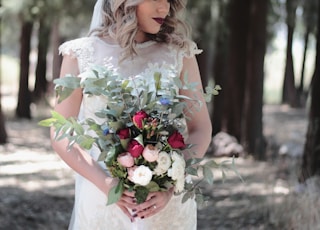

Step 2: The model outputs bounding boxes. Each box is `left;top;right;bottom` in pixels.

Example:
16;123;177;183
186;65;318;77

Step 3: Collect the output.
133;188;174;219
116;190;137;222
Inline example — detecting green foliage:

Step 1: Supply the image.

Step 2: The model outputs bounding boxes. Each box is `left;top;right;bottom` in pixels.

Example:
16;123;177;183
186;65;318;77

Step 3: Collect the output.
107;180;124;206
39;65;233;207
38;110;95;151
134;186;150;204
182;156;244;206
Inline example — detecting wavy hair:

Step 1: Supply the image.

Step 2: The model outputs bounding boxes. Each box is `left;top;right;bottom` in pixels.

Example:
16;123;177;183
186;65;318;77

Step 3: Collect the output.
90;0;193;60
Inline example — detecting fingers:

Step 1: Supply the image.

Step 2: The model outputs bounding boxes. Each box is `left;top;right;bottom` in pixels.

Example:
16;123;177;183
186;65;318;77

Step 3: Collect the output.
117;192;137;210
115;190;138;222
133;189;174;219
116;189;174;221
116;203;134;222
135;201;160;219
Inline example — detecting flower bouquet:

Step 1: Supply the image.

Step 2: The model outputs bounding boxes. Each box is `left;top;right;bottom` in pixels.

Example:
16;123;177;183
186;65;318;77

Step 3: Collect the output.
39;65;236;205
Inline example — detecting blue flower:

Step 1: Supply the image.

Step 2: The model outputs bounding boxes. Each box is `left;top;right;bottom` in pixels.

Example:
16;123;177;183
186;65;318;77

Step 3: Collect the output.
103;127;110;135
159;97;171;105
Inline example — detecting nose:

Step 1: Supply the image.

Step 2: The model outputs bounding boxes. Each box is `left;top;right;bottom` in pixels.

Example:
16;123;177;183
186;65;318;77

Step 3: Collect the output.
157;0;170;15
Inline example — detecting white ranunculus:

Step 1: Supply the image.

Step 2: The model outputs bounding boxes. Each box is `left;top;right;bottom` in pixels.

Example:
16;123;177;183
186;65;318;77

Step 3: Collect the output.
131;165;153;186
168;151;186;192
174;176;185;193
168;161;185;180
153;151;172;176
171;151;186;168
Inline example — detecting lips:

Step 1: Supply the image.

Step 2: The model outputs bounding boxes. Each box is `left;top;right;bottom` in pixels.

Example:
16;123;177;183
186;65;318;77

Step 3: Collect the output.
153;18;165;25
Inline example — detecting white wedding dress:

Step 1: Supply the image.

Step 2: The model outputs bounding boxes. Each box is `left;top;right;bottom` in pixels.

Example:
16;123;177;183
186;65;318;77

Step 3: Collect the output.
59;36;201;230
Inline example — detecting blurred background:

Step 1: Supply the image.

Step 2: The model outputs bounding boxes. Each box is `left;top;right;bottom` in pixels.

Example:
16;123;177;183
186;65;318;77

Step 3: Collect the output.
1;0;320;229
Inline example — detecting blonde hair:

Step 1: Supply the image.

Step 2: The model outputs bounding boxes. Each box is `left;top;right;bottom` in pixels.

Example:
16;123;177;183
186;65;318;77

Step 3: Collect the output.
90;0;193;60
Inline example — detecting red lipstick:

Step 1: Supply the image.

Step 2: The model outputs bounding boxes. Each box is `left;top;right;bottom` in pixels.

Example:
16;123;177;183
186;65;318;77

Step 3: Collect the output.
153;18;165;25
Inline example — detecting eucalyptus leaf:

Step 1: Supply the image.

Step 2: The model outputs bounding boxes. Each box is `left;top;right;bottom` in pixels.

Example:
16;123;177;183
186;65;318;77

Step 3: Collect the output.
98;151;108;161
182;191;194;203
204;159;220;168
54;76;80;89
107;181;124;205
76;135;95;150
105;147;117;167
203;166;214;185
185;166;198;176
38;118;57;127
154;72;161;90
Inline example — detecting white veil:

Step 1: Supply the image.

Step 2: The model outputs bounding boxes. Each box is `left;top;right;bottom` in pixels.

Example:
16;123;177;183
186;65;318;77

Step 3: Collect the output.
89;0;105;32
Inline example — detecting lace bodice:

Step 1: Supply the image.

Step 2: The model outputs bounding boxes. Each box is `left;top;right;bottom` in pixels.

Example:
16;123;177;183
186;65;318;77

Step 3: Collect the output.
59;36;201;78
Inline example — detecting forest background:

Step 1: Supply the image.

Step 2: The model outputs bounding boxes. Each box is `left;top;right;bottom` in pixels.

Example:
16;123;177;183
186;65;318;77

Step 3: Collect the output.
1;0;320;229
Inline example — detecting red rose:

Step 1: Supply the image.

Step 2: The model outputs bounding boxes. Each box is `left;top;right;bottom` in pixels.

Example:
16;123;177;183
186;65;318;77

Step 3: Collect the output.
132;110;148;129
168;131;186;149
117;128;130;139
127;140;144;158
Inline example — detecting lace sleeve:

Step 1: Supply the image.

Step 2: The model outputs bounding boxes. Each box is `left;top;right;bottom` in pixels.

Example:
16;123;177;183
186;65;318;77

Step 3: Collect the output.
181;41;203;58
176;41;202;74
58;37;95;73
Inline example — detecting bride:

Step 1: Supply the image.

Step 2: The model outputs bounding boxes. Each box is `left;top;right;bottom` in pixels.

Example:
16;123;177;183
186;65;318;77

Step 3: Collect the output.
51;0;212;229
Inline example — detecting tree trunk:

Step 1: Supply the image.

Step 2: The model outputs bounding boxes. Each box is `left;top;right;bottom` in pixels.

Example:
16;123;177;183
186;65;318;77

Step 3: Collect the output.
0;103;7;144
33;17;50;102
16;20;33;119
298;27;310;106
0;1;8;144
299;1;320;182
51;18;63;93
282;0;298;107
242;0;268;159
222;0;251;141
212;12;227;136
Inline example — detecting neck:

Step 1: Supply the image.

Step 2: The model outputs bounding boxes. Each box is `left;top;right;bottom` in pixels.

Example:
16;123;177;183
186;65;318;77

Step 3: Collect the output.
135;30;149;43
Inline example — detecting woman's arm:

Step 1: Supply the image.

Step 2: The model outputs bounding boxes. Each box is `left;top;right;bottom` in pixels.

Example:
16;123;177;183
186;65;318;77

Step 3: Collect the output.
180;56;212;159
50;55;117;195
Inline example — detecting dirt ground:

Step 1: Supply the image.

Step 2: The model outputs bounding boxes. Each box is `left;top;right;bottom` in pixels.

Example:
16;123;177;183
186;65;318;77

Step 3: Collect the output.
0;104;309;230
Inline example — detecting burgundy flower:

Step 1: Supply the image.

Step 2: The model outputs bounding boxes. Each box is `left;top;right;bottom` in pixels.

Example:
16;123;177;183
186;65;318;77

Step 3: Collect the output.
127;140;144;158
132;110;148;129
117;128;130;139
168;131;186;149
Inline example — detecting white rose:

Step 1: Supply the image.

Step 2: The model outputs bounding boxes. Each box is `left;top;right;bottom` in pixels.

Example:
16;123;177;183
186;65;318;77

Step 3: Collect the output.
131;165;153;186
154;151;172;175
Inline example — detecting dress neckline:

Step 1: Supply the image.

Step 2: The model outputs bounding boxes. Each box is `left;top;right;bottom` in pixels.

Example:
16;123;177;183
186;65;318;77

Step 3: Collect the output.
93;36;157;49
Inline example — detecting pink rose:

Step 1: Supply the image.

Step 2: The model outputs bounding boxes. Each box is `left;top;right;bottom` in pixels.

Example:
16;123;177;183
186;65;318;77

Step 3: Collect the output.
127;166;138;183
132;110;148;129
117;152;134;168
117;128;130;139
127;140;144;158
168;131;186;149
142;144;159;162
